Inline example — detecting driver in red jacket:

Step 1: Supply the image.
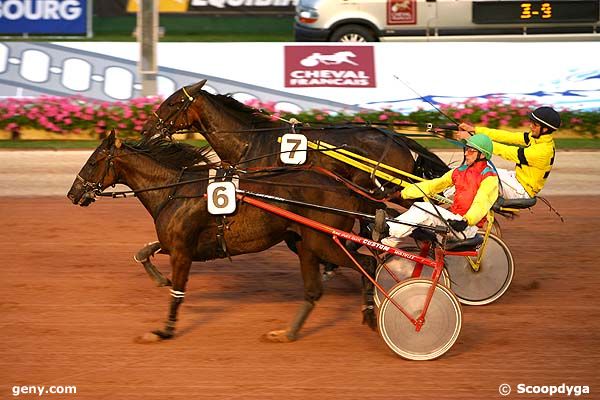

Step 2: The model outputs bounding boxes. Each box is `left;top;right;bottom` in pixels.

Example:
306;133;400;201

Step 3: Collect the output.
378;134;499;246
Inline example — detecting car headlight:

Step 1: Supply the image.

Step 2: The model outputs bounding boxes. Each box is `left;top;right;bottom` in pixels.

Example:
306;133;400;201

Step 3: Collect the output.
297;8;319;24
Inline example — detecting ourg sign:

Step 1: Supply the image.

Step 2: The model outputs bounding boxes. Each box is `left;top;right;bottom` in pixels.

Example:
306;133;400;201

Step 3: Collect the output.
284;46;376;88
0;0;89;35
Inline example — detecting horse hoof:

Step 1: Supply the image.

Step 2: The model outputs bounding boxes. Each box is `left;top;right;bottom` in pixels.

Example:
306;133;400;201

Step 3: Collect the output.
157;278;172;287
152;329;175;339
261;329;296;343
322;271;336;282
134;332;163;344
362;309;378;331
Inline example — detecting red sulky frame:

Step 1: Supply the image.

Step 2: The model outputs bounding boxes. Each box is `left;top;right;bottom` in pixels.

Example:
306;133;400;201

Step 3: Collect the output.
238;193;475;333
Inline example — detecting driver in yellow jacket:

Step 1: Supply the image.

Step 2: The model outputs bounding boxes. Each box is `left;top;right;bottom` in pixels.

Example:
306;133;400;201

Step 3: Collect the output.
456;106;560;199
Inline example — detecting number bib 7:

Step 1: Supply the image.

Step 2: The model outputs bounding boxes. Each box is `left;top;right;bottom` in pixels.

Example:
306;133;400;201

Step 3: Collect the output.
280;133;308;165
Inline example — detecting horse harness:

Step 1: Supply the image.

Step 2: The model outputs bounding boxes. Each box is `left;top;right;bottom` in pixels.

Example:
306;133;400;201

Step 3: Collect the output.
208;167;238;261
75;145;120;203
154;165;237;261
151;87;199;139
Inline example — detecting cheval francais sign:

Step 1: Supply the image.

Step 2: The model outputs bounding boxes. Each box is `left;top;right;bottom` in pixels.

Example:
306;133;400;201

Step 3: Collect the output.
284;46;376;88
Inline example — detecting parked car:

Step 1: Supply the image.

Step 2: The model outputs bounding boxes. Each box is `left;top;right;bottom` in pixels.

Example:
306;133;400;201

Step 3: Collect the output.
294;0;600;42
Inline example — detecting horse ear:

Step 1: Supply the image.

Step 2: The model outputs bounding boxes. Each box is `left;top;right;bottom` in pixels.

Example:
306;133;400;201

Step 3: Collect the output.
106;129;120;147
106;129;116;144
187;79;207;95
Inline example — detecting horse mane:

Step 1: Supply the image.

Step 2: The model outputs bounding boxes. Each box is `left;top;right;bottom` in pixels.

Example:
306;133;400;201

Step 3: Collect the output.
204;92;277;128
128;138;214;170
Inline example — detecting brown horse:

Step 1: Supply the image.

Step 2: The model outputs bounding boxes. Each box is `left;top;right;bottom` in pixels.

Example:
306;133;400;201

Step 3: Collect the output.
67;132;379;343
137;79;450;286
141;79;449;193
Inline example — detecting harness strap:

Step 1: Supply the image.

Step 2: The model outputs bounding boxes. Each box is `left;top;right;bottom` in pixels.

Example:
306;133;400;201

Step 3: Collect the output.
370;134;392;190
153;167;188;221
215;216;232;261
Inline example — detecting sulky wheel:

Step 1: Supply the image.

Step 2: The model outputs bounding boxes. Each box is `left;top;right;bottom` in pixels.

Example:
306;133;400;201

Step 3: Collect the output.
444;233;514;306
378;278;462;360
374;250;451;307
482;219;502;238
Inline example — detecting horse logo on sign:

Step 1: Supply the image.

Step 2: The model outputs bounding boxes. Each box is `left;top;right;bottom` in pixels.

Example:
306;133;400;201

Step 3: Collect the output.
387;0;417;24
299;51;359;67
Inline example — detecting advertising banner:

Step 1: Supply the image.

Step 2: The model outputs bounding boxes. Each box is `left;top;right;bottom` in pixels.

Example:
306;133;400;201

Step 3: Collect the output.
1;42;599;113
0;0;89;35
285;46;376;88
126;0;296;15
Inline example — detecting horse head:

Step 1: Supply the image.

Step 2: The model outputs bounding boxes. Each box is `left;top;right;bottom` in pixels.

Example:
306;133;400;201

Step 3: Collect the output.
142;79;208;141
67;130;123;206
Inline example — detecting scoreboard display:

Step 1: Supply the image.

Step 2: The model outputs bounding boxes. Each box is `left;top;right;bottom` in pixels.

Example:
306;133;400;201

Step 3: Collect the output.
472;1;600;24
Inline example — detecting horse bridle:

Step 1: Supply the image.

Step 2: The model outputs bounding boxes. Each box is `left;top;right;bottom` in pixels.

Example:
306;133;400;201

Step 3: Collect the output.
76;146;119;202
151;87;201;138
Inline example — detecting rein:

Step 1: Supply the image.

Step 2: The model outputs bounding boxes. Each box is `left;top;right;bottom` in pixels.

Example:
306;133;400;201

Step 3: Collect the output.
232;143;350;168
94;162;384;204
81;142;204;199
95;175;214;198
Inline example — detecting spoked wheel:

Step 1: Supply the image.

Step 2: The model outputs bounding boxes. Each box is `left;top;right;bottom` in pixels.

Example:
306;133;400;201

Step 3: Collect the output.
374;250;450;307
444;233;514;306
378;279;462;360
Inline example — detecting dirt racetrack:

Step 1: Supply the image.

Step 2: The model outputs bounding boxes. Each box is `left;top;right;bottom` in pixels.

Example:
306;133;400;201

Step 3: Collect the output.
1;193;599;400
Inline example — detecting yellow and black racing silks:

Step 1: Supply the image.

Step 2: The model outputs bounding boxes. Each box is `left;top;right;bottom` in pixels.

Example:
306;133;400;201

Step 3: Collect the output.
475;127;555;197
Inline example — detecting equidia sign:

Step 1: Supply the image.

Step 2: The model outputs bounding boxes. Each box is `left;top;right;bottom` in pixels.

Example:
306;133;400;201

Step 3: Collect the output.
126;0;297;15
0;0;89;35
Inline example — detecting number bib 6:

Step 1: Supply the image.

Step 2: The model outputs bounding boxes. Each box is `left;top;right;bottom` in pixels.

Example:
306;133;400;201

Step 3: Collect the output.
207;181;237;215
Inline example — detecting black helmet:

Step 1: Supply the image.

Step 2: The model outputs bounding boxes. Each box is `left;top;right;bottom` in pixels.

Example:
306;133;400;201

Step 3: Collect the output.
529;106;561;131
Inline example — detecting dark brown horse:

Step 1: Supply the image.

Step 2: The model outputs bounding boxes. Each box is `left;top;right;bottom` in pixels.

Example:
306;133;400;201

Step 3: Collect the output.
67;132;379;343
141;80;449;193
137;80;450;286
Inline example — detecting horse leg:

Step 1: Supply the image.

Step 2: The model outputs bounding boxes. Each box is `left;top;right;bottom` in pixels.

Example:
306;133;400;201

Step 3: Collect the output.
336;223;378;329
263;244;322;343
322;262;338;281
322;222;369;281
349;251;378;331
136;252;192;343
134;241;172;287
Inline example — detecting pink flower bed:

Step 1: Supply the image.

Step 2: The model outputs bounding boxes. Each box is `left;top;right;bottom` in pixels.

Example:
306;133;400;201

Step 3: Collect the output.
0;96;162;137
1;96;597;138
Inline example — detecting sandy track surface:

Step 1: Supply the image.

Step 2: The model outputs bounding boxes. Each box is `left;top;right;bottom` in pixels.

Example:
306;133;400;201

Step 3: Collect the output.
1;150;599;196
1;195;599;399
1;149;599;399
